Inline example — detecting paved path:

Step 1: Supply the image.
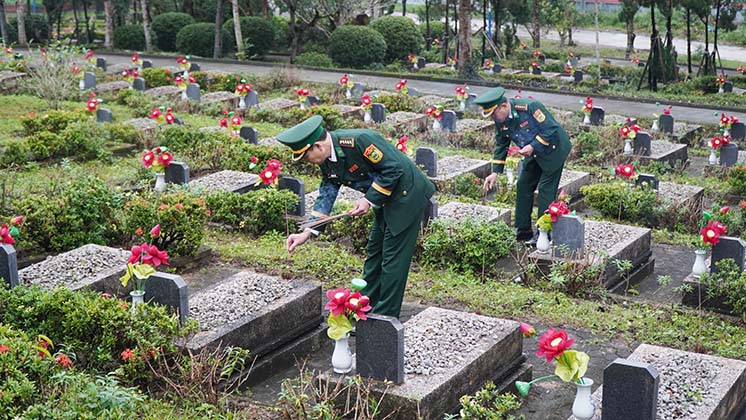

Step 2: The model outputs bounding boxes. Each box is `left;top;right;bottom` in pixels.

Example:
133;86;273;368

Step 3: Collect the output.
98;53;743;125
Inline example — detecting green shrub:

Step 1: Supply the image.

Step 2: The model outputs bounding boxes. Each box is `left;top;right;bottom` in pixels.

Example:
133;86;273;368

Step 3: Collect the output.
701;259;746;320
16;176;124;253
370;16;424;63
321;200;375;253
58;121;109;160
689;75;718;94
176;23;233;58
375;93;418;113
581;182;662;226
0;139;31;167
294;51;334;68
329;25;386;68
204;189;298;236
7;14;50;43
271;16;290;50
223;16;275;57
452;381;522;420
419;21;448;41
107;123;140;145
421;218;515;275
151;12;196;52
727;165;746;196
21;110;86;136
141;67;175;88
114;24;149;51
123;192;209;257
450;173;483;201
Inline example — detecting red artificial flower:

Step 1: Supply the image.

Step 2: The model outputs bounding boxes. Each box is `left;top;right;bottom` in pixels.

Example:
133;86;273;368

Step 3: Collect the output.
731;115;739;125
455;86;466;95
720;113;730;126
615;164;635;179
546;201;570;222
259;167;278;184
619;125;631;137
630;124;642;133
231;116;242;127
536;328;574;362
121;348;135;362
508;145;521;157
565;64;573;73
188;76;195;83
339;75;349;85
157;151;174;167
425;105;435;116
741;201;746;209
251;156;259;164
149;224;161;238
174;75;184;85
325;288;350;317
713;221;728;235
164;112;175;124
345;293;372;320
86;99;98;112
361;94;372;107
663;105;672;115
71;64;81;74
533;50;541;58
11;216;23;225
396;136;408;153
0;224;15;244
395;82;403;91
219;118;228;128
85;50;94;60
150;108;161;119
55;353;73;368
520;322;536;338
0;344;9;354
701;222;725;246
711;137;723;149
266;158;282;174
131;52;139;63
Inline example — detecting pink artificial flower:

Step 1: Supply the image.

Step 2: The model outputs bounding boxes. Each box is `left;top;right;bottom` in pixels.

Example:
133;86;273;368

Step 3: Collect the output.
149;224;161;238
0;224;15;244
520;322;536;338
345;293;372;320
142;151;155;168
325;288;350;317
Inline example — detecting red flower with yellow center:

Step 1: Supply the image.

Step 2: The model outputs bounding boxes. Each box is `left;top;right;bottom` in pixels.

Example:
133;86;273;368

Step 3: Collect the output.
536;328;574;362
615;164;635;179
86;98;98;112
339;74;349;85
711;137;723;149
157;151;174;166
701;222;725;246
546;201;570;222
396;136;408;154
219;118;228;128
231;116;242;127
142;151;155;168
150;108;161;120
720;113;730;126
164;112;175;124
361;94;372;107
325;288;350;317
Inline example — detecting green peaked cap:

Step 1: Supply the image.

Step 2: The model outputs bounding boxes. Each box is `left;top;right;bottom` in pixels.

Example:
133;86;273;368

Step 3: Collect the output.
276;115;325;161
472;86;506;110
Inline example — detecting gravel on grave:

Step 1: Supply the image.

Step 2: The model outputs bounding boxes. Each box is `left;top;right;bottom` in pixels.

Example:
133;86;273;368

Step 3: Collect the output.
202;91;238;103
436;156;487;178
419;95;452;106
189;170;258;193
19;245;129;289
403;310;504;376
145;85;181;97
259;137;281;147
583;221;643;257
558;169;587;186
105;63;131;74
658;181;702;206
124;117;158;131
259;97;299;111
438;202;504;222
455;119;494;133
387;111;425;125
189;271;294;332
305;186;364;214
648;140;683;157
96;81;131;93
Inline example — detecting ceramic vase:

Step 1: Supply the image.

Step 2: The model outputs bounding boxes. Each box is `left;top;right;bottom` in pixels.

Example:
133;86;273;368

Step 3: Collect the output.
692;249;707;278
331;334;353;374
536;229;551;254
572;378;596;420
130;290;145;315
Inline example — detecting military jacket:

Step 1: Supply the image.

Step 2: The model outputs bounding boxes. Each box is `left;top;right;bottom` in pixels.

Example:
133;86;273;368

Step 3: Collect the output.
313;129;436;236
491;98;572;174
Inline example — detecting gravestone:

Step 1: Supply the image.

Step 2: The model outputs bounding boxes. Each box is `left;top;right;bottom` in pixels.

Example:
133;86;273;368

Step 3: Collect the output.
132;77;147;91
278;176;306;217
590;107;605;126
602;359;659;420
371;103;386;123
440;110;457;133
240;126;259;144
552;215;585;258
142;60;152;68
731;122;746;141
190;63;201;72
711;236;746;274
165;161;190;185
356;314;405;385
720;143;739;167
351;82;364;100
144;272;189;325
635;174;659;190
531;66;542;75
415;147;438;177
174;117;185;126
465;93;479;111
186;83;201;102
570;57;579;67
245;90;259;108
96;108;113;123
538;54;546;63
659;114;674;134
306;95;321;107
723;82;733;93
83;72;96;89
423;197;438;226
493;63;502;73
573;70;583;83
638;61;645;67
417;57;426;69
633;132;652;156
407;87;421;97
0;244;19;288
96;57;107;71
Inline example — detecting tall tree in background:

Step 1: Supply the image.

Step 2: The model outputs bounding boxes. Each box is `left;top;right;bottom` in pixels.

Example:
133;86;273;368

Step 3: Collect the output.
232;0;245;58
16;0;27;46
0;1;9;45
619;0;639;60
531;0;540;48
140;0;152;50
680;0;708;75
104;0;114;49
214;0;224;59
457;0;474;78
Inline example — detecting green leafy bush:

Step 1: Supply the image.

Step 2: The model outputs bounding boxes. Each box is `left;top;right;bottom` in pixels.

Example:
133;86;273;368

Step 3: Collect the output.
370;16;424;63
450;173;483;201
448;381;522;420
114;24;150;51
223;16;275;57
727;165;746;196
419;21;448;41
204;189;298;236
321;200;375;253
329;25;386;68
581;182;661;226
141;67;175;88
7;14;50;43
701;259;746;320
3;120;109;166
689;75;718;94
271;16;290;50
21;110;86;136
176;23;232;58
107;123;140;146
294;51;334;68
151;12;196;52
375;93;418;113
15;176;125;253
123;192;209;257
421;218;515;275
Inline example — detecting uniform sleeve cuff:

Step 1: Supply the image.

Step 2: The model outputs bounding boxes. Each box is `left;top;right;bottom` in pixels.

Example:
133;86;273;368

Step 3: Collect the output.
304;227;320;236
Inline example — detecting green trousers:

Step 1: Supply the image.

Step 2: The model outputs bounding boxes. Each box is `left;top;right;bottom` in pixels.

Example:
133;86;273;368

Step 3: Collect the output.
361;207;423;318
515;158;564;230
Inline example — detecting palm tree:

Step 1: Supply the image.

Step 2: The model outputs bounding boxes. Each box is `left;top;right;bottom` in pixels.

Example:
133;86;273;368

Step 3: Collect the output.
232;0;245;59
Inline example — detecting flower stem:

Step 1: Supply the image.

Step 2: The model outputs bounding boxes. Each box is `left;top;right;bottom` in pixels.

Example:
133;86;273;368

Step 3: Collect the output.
527;375;559;385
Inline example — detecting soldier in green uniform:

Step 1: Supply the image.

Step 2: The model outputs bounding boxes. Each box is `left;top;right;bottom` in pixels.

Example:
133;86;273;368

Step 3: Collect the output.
277;115;436;318
474;87;572;245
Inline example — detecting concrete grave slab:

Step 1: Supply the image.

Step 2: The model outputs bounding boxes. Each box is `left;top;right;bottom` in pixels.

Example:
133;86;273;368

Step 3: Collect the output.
259;98;300;111
96;80;131;93
331;104;362;119
304;185;365;216
636;140;688;168
658;181;704;209
189;170;260;194
201;91;239;108
124;118;159;137
437;202;511;224
533;169;591;207
385;111;428;134
145;85;182;100
430;156;491;185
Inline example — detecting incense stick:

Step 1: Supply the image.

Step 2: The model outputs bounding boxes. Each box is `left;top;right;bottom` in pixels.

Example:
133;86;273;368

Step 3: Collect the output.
298;213;349;230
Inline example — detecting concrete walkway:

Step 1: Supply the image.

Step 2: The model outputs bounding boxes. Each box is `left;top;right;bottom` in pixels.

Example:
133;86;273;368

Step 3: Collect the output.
98;53;743;125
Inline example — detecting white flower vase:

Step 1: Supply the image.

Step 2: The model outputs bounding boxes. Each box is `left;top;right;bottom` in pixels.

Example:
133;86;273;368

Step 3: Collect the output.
718;86;724;94
582;114;590;125
181;90;187;100
79;79;85;90
331;334;353;374
624;139;633;155
413;63;419;70
433;119;442;130
459;100;466;111
506;168;515;186
692;249;708;278
239;96;246;110
485;69;493;75
345;89;351;100
300;103;306;110
709;149;718;165
651;119;659;132
364;110;372;123
450;65;456;71
536;229;551;254
182;70;189;80
154;173;166;193
130;290;145;315
572;378;596;420
723;128;730;137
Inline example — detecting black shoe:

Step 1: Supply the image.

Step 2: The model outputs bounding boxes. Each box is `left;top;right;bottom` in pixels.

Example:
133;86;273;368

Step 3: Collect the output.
516;228;534;242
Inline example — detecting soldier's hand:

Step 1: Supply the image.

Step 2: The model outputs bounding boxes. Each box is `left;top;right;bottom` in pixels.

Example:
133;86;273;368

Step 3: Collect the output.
348;198;371;216
519;144;534;157
287;231;312;254
483;173;498;193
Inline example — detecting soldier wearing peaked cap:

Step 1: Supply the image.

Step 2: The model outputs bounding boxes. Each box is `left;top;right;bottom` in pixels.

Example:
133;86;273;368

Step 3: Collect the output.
276;115;436;318
474;87;572;245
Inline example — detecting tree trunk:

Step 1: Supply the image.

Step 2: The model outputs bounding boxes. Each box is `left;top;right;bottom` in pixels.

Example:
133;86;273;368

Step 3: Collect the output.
568;26;574;46
82;0;92;44
140;0;152;50
492;0;501;49
402;0;406;15
232;0;245;58
183;0;193;15
443;0;449;63
104;0;114;49
425;0;431;50
532;0;540;48
72;0;81;44
16;0;27;46
214;0;224;58
625;14;634;60
457;0;473;78
686;7;691;75
0;1;7;46
261;0;269;18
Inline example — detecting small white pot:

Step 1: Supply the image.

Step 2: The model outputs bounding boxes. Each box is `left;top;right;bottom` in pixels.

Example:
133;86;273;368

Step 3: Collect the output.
624;139;633;155
692;249;708;278
572;378;596;420
536;229;551;254
709;149;718;165
331;334;353;374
